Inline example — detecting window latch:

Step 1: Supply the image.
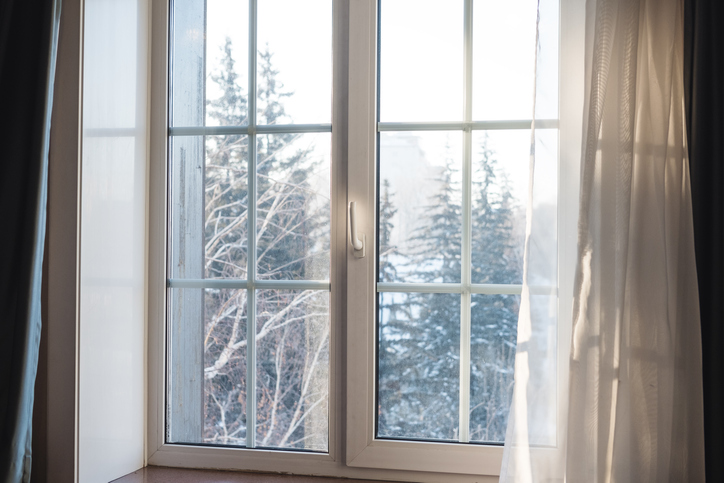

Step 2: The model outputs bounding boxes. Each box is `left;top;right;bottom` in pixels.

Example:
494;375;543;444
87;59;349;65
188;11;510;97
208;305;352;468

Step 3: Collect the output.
349;201;366;258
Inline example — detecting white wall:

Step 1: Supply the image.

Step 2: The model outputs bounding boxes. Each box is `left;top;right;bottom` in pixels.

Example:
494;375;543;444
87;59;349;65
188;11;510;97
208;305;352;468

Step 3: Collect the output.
78;0;149;481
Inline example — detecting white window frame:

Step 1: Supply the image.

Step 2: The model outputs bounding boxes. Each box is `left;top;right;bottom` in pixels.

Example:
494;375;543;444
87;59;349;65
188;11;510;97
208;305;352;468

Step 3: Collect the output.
345;0;584;477
145;0;584;480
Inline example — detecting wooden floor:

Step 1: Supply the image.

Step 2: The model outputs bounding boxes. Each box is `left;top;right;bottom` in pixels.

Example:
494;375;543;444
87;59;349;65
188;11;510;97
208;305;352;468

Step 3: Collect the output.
112;467;394;483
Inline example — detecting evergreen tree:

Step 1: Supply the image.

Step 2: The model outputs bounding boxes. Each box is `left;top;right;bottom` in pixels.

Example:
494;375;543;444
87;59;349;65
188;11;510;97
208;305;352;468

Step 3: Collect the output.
203;40;323;284
378;179;399;284
377;180;429;437
378;137;521;442
202;39;329;450
470;135;520;285
256;45;292;126
204;38;249;281
202;39;522;446
378;154;462;441
468;135;520;442
207;38;247;126
413;154;462;284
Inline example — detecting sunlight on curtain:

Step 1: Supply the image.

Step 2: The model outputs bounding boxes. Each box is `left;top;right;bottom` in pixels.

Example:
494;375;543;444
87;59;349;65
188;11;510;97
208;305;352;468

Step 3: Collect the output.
501;0;706;481
499;0;564;480
567;0;704;480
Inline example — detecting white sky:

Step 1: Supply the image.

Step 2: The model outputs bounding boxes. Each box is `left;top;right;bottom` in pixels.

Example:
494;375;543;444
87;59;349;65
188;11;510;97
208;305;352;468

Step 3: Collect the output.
205;0;331;124
201;0;557;207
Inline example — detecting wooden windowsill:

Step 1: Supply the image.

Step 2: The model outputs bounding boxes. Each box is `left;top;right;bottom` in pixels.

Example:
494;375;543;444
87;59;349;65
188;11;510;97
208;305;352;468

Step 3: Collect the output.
112;467;396;483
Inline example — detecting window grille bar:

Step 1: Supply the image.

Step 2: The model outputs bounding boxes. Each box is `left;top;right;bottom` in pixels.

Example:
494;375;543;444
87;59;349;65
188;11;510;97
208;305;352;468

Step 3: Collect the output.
169;279;250;289
459;0;474;444
167;279;331;291
169;123;332;137
376;282;463;294
376;282;526;295
377;119;558;132
255;280;328;290
471;284;523;295
246;0;258;449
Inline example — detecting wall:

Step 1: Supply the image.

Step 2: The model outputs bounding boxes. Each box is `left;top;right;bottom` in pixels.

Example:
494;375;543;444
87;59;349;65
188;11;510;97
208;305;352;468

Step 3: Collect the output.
78;0;149;481
35;0;150;481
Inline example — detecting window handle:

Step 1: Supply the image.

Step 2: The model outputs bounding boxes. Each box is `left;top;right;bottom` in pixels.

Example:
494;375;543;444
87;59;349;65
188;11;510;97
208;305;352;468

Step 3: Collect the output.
349;201;366;258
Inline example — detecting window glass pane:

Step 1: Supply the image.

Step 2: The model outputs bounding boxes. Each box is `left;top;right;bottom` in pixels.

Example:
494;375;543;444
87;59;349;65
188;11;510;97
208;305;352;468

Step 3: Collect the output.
206;0;250;126
469;294;519;443
169;0;332;453
170;135;251;279
470;130;528;284
206;135;249;279
533;0;560;120
170;136;207;280
255;289;329;451
375;0;556;448
378;293;460;441
472;0;537;121
256;133;331;281
172;0;250;127
167;287;248;445
530;128;558;286
257;0;332;125
379;0;464;122
203;288;249;445
379;131;463;284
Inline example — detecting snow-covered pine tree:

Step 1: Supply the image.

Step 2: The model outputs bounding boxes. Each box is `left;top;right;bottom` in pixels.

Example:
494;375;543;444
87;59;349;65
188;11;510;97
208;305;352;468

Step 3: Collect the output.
468;134;521;442
378;152;462;441
378;136;521;442
202;39;328;450
377;179;425;438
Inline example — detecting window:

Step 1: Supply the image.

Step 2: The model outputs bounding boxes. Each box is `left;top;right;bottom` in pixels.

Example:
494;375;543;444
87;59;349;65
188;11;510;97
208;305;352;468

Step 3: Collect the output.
148;0;584;479
375;0;543;445
166;0;333;452
166;0;332;452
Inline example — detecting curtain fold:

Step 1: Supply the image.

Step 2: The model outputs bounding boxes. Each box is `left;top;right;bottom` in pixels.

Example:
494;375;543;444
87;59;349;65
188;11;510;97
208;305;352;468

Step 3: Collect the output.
500;0;564;480
502;0;706;481
568;0;705;479
0;0;62;481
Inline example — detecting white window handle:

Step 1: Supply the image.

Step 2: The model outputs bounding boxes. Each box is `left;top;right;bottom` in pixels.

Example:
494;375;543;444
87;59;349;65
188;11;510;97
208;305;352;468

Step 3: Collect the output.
349;201;366;258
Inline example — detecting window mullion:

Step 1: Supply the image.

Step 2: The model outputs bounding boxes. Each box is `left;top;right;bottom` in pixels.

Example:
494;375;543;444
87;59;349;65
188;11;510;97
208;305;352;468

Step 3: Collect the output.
377;120;558;132
459;0;474;444
246;0;258;450
169;123;332;136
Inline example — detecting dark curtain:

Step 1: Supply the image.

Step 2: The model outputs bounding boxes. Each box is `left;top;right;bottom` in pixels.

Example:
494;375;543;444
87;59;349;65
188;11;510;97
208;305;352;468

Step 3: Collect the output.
685;1;724;481
0;0;61;482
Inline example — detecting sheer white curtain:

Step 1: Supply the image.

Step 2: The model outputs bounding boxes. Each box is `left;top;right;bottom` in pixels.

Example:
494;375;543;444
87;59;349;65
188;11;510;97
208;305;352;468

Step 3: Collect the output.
499;0;564;479
501;0;706;481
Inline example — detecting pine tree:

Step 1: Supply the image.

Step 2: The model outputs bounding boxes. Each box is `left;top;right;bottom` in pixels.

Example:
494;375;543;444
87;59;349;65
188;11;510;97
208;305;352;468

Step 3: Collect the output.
207;38;247;126
413;154;462;284
378;137;522;442
378;153;462;441
202;39;328;449
256;45;292;126
202;39;522;446
204;38;249;282
377;180;427;437
254;44;325;283
468;134;520;442
378;179;399;284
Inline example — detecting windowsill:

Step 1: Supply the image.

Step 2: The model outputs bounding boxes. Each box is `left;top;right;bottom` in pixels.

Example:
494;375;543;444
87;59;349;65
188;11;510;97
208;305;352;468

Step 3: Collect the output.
112;467;396;483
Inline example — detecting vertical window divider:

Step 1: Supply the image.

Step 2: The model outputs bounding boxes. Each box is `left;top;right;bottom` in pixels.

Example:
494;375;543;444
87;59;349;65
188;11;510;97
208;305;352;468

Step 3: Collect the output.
459;0;474;444
246;0;258;450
